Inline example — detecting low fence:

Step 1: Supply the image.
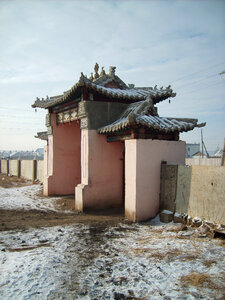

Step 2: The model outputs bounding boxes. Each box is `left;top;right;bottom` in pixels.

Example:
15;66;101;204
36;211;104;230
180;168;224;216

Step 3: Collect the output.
160;164;225;225
0;159;44;182
185;157;222;166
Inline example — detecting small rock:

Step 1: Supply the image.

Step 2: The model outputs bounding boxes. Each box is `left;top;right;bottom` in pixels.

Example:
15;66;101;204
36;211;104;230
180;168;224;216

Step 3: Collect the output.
174;213;183;223
192;217;202;227
39;239;48;243
182;214;188;224
160;210;173;223
181;225;188;231
187;216;192;226
114;292;126;300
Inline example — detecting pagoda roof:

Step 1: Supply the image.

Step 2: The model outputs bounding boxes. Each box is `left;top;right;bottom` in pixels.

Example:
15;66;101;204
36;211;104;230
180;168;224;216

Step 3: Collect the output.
98;99;205;134
32;66;176;109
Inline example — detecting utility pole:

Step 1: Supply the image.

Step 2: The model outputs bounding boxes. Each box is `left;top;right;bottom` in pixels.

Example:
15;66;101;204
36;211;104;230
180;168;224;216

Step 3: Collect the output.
201;129;209;158
201;129;204;158
221;139;225;166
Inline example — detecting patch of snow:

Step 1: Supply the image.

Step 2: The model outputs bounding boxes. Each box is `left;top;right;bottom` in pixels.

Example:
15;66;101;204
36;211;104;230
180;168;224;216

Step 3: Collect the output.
161;209;173;215
0;184;66;212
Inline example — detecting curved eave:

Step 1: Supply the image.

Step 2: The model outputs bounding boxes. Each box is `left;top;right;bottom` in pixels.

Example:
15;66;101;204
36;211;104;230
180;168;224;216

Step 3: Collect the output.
98;119;206;135
32;73;176;109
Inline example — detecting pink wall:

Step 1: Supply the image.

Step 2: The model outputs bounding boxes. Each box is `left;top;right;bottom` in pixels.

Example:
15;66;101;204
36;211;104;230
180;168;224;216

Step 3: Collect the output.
75;129;124;210
125;139;185;222
46;114;81;195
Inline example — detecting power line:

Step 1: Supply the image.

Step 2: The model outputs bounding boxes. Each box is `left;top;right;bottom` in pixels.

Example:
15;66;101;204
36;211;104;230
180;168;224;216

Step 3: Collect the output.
175;73;218;90
177;80;225;96
170;61;225;84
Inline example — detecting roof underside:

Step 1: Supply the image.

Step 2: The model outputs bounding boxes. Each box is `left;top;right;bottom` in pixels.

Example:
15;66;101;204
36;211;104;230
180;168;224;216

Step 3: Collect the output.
32;73;176;109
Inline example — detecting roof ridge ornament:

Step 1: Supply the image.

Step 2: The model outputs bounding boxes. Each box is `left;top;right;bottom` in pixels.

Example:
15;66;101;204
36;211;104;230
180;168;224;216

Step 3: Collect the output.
108;66;116;77
89;73;94;81
79;72;86;84
94;63;99;79
99;67;106;77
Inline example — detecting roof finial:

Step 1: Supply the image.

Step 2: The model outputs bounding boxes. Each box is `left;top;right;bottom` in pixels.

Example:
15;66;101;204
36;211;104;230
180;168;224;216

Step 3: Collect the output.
109;66;116;77
94;63;99;79
89;72;94;81
100;67;106;77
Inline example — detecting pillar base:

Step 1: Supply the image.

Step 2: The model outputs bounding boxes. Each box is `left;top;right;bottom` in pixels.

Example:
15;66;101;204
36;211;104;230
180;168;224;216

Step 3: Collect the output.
75;184;86;211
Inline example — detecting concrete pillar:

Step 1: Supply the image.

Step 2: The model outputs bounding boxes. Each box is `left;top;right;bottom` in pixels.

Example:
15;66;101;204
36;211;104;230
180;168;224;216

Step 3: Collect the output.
125;139;186;222
33;160;37;181
75;129;124;211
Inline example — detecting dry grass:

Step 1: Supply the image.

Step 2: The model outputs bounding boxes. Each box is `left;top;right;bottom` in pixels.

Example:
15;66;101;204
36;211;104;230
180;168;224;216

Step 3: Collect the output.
179;253;200;261
7;243;50;252
180;273;211;286
133;248;199;262
180;272;221;290
131;245;204;265
202;259;217;268
165;224;186;232
219;239;225;246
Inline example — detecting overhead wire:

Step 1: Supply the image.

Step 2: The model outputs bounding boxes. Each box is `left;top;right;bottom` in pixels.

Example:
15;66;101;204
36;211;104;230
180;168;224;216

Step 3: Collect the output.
175;73;219;90
169;60;225;84
178;80;225;96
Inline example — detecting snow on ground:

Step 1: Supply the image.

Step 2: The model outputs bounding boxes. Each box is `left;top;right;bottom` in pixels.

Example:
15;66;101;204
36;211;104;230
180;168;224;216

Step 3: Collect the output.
0;184;65;212
0;219;224;299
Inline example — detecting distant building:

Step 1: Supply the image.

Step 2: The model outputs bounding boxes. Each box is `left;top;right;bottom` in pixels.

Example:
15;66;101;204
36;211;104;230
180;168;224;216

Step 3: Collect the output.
36;148;44;157
186;143;200;158
212;146;222;157
0;149;44;160
192;151;207;158
0;151;12;159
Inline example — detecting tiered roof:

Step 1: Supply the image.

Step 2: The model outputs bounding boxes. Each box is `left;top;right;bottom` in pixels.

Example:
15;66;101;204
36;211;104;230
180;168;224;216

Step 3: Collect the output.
32;64;176;109
33;64;205;140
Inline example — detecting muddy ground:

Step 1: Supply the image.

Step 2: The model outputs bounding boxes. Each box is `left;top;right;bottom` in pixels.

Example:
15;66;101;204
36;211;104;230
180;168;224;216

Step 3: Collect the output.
0;208;127;232
0;174;127;231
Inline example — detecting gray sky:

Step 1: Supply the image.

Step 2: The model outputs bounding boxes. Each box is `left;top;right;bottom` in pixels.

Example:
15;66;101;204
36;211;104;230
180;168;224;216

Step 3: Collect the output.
0;0;225;151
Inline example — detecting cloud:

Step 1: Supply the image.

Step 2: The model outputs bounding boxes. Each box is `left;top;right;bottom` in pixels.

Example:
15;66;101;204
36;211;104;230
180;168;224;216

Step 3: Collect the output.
0;0;224;149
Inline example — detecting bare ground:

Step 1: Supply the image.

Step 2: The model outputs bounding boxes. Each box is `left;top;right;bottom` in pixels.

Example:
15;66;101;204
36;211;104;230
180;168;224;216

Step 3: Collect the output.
0;174;127;231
